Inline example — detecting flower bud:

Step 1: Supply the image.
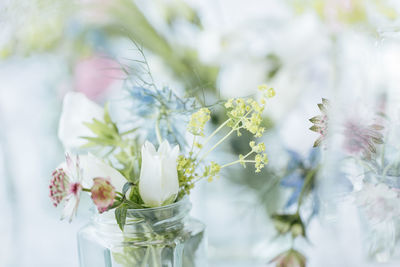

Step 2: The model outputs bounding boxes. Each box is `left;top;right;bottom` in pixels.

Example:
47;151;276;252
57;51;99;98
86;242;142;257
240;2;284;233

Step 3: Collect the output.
91;177;116;213
139;140;180;207
270;249;306;267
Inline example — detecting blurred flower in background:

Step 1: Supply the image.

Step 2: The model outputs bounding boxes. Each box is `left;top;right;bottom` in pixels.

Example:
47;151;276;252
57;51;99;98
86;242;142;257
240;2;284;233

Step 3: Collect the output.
1;0;400;267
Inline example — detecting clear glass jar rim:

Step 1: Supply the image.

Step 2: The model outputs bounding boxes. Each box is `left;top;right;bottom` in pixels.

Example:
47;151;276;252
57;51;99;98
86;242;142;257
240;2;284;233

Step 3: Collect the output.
126;195;190;213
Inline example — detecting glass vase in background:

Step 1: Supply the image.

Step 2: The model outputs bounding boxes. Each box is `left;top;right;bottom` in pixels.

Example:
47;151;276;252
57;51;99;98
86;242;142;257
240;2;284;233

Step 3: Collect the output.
77;198;206;267
319;26;400;265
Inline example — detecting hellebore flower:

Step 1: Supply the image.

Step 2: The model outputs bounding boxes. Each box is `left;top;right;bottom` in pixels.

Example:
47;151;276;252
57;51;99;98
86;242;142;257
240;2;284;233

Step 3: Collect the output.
139;140;180;207
58;92;104;150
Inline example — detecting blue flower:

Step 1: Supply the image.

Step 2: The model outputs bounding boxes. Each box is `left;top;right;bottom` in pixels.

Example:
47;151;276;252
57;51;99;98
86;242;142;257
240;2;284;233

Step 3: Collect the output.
280;148;321;215
120;86;198;147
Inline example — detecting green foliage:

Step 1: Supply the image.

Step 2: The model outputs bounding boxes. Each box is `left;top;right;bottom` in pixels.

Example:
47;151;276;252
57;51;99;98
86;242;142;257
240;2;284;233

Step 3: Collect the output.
81;104;123;148
115;204;128;231
177;155;196;196
271;213;306;238
114;144;141;183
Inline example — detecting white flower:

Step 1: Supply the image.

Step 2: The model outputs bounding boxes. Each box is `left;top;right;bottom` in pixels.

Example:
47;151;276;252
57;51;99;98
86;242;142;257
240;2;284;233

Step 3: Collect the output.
355;182;400;222
79;153;126;192
58;92;104;150
59;154;84;222
139;140;180;207
55;153;127;221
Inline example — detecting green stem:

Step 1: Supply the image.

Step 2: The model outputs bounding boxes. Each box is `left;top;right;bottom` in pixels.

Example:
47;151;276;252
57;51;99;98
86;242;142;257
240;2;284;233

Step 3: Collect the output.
296;167;318;214
199;128;236;162
155;115;163;145
82;188;91;192
150;246;161;267
221;160;255;169
140;247;150;267
189;136;197;155
120;128;138;136
193;118;231;159
197;109;252;164
220;151;255;169
202;118;231;148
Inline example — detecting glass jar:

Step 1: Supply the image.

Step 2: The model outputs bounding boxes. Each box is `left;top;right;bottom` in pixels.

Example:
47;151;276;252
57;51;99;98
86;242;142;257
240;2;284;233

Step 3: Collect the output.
318;26;400;264
77;198;206;267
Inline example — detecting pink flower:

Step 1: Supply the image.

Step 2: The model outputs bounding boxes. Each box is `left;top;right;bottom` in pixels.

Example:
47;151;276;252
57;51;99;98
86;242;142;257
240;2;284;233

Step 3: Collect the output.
343;120;384;159
74;55;123;101
91;177;116;213
270;249;306;267
49;168;68;207
51;154;84;222
355;183;400;223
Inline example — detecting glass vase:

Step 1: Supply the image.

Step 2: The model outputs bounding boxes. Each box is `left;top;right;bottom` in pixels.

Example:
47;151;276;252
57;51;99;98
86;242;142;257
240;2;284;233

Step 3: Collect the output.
77;198;206;267
318;26;400;264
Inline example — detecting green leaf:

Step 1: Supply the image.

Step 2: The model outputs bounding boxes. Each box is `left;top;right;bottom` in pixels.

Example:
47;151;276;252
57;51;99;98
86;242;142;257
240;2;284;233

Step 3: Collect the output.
122;182;133;195
313;136;323;147
309;125;321;133
124;199;143;209
322;98;329;106
115;205;128;231
162;194;177;206
128;185;143;204
109;200;122;210
309;116;322;123
104;103;112;124
317;103;326;113
370;124;384;130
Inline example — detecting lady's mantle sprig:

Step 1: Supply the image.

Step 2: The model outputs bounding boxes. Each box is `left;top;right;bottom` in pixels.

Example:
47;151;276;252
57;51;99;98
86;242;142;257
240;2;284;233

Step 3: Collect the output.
176;85;275;196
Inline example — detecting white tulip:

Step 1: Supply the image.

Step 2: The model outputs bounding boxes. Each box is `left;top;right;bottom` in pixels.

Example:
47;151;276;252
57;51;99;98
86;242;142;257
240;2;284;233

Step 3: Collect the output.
139;140;180;207
58;92;104;150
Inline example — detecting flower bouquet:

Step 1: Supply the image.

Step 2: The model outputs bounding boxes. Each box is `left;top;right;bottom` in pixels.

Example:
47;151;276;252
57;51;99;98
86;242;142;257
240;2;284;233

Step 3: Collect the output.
49;73;275;266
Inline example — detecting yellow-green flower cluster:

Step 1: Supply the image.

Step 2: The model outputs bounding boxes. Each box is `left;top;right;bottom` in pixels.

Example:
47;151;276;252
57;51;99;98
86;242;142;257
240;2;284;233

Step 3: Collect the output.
177;155;197;195
203;161;221;182
178;84;274;192
255;154;268;173
239;141;268;172
188;108;211;136
250;141;266;153
258;84;276;99
225;85;275;138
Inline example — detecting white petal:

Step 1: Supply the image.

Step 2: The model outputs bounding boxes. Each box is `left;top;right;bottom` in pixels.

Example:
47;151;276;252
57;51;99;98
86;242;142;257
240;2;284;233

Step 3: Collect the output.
58;92;104;150
61;195;79;222
170;145;180;160
158;140;171;156
144;141;157;156
139;148;163;206
160;156;179;202
79;154;126;191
